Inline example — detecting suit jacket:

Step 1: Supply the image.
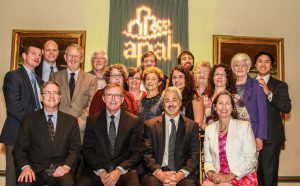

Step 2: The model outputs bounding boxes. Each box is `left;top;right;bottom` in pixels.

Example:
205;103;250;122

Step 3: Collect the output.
204;118;257;179
0;66;44;145
83;109;142;172
35;61;64;80
143;114;199;175
243;76;268;140
13;110;81;174
265;76;291;143
50;69;97;136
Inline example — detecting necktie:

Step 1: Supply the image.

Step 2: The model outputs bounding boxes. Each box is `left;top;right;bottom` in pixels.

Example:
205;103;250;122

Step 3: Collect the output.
50;66;54;73
30;71;41;110
108;115;117;155
168;119;176;170
47;115;55;141
69;72;75;99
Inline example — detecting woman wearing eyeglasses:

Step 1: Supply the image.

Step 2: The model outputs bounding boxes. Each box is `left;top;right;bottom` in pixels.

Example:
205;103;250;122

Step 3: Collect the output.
169;65;204;128
89;64;135;115
230;53;267;152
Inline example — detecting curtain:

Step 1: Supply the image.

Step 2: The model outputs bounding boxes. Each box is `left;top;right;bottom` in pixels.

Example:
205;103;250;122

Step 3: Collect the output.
107;0;188;75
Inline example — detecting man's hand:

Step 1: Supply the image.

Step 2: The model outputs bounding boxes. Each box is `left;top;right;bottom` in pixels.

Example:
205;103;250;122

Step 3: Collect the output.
155;170;177;186
99;171;110;186
107;169;122;186
256;138;263;152
175;171;185;184
53;165;70;177
258;78;271;95
18;166;35;183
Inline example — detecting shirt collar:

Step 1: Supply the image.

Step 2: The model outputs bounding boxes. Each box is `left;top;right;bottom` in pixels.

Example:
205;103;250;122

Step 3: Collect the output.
43;61;57;72
67;68;80;78
44;110;58;119
106;109;121;120
165;114;180;128
257;73;270;84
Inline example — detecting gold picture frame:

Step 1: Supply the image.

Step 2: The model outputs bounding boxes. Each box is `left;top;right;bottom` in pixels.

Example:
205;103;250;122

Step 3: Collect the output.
213;35;284;80
11;30;86;70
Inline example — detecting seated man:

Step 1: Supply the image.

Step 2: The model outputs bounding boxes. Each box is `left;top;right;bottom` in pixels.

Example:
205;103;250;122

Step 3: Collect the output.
143;86;200;186
79;83;142;186
13;81;81;186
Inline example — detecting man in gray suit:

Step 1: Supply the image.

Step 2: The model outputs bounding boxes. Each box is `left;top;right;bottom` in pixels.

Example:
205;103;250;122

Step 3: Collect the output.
50;43;97;141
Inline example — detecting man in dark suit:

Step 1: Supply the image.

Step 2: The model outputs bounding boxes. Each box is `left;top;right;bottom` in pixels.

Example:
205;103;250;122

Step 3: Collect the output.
79;83;141;186
255;52;292;186
13;81;81;186
143;86;200;186
35;40;64;81
0;45;43;186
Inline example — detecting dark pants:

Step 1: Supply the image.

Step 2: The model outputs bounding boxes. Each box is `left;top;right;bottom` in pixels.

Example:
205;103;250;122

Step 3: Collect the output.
258;142;281;186
76;170;140;186
5;145;17;186
17;171;74;186
142;175;199;186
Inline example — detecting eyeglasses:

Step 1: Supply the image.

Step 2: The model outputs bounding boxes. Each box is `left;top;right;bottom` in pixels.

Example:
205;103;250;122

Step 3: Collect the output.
233;63;248;69
93;57;106;61
110;74;123;79
128;77;141;81
196;71;209;76
172;75;185;80
42;91;60;96
66;54;81;60
143;60;156;64
214;73;226;77
104;93;123;99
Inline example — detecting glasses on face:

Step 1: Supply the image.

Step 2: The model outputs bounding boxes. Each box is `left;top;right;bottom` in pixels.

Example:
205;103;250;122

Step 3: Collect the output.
143;59;156;64
67;54;81;60
196;71;209;76
42;91;60;96
93;57;106;61
233;63;248;69
172;75;185;80
128;77;141;81
214;73;226;77
110;74;123;79
105;93;123;99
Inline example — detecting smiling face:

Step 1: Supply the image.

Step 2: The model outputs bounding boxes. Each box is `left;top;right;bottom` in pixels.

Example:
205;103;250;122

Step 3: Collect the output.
145;72;161;92
180;53;194;70
142;55;157;69
102;86;124;114
172;70;185;91
232;60;249;78
213;67;227;88
127;72;142;91
214;94;233;119
163;90;182;118
109;68;124;87
92;52;107;72
64;46;83;72
42;40;59;64
41;83;61;111
22;46;42;70
255;54;272;77
195;66;210;85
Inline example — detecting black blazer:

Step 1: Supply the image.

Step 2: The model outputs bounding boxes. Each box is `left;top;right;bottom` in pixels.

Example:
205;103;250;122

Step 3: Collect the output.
143;114;200;175
83;109;142;172
35;62;64;80
13;110;81;174
266;76;291;143
0;66;44;145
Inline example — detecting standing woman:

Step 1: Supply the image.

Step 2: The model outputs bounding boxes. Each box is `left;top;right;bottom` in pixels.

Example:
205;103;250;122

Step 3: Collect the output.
231;53;267;151
89;64;135;115
203;91;257;186
138;66;164;123
126;67;147;115
193;61;211;96
169;65;204;128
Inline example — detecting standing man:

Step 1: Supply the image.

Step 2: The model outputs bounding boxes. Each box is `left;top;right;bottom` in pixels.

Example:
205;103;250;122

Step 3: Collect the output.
142;86;200;186
13;81;81;186
36;40;64;82
89;50;108;89
255;51;292;186
50;43;97;141
79;83;141;186
0;45;43;186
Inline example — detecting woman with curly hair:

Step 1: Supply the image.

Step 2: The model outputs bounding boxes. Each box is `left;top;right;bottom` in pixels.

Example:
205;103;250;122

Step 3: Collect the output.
89;64;135;115
203;63;238;129
169;65;204;128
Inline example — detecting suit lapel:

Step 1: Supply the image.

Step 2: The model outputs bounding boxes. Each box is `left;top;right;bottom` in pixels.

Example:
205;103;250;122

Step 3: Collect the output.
61;70;71;101
36;110;54;147
267;76;276;92
156;115;165;163
175;115;186;163
97;111;111;156
20;66;36;103
242;77;252;103
72;69;83;100
114;110;127;157
53;111;64;147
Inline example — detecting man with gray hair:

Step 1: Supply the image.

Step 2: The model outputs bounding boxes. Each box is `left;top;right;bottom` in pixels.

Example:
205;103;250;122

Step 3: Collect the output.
89;50;108;89
142;86;200;186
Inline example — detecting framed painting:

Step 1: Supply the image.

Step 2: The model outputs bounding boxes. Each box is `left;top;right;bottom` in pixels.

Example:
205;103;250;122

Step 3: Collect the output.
213;35;284;80
11;30;86;70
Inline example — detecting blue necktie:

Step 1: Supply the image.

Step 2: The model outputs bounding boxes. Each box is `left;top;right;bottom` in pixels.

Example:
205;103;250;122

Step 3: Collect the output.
30;71;41;110
69;72;75;99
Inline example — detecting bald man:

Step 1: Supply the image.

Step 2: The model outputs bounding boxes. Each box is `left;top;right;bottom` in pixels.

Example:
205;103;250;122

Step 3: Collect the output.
36;40;64;81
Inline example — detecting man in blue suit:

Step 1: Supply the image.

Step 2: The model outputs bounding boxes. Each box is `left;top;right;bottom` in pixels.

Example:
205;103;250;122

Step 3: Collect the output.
0;45;44;186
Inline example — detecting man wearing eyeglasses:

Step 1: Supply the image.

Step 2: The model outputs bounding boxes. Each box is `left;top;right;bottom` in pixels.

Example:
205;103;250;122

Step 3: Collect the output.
50;43;97;141
13;81;81;186
78;83;142;186
89;50;108;89
35;40;64;82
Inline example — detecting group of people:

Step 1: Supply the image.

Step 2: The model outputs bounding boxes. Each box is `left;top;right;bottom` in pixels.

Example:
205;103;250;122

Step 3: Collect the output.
0;39;291;186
